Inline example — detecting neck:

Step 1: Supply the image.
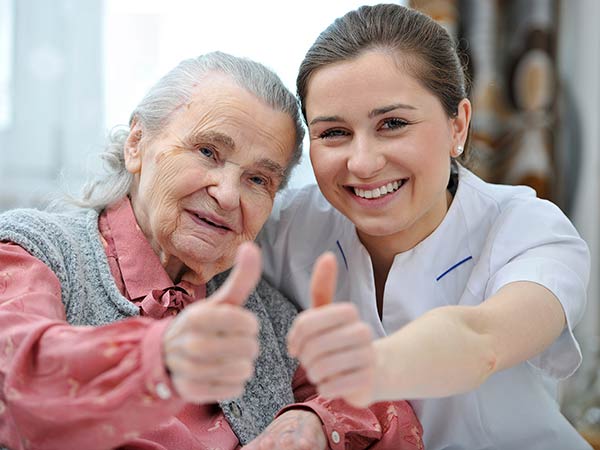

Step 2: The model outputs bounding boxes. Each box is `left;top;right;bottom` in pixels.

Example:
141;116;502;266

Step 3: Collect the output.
358;190;454;287
128;189;187;284
160;253;187;284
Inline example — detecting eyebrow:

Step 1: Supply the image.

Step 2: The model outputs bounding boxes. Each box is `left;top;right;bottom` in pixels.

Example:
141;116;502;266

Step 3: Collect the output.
187;130;236;151
309;115;343;126
184;129;286;180
368;103;417;118
256;158;286;181
309;103;417;126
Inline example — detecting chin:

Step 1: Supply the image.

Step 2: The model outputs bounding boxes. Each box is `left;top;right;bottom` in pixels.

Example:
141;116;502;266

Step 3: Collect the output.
355;218;411;238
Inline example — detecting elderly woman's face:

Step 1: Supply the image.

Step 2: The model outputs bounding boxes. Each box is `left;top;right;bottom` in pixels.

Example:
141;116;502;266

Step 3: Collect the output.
125;73;296;283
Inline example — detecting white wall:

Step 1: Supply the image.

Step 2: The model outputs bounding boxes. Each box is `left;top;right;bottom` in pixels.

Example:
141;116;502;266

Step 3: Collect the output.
0;0;104;210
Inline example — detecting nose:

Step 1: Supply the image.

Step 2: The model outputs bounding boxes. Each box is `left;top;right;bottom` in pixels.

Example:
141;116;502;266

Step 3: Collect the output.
207;167;241;211
346;137;386;179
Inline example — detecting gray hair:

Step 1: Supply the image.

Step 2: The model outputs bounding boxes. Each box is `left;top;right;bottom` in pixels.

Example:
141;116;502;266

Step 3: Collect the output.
75;51;304;211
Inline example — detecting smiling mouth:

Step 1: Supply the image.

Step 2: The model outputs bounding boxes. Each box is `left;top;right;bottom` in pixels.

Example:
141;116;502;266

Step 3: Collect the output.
350;178;408;199
188;211;233;232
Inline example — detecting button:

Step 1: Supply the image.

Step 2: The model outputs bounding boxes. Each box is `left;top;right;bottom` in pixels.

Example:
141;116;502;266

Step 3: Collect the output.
155;382;172;400
331;430;340;444
229;401;242;418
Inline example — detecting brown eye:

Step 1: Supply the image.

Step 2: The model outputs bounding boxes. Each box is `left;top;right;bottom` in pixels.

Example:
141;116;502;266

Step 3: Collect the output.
381;118;408;130
319;128;350;139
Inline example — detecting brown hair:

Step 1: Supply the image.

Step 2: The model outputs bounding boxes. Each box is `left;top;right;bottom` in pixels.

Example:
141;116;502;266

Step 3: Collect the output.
296;3;472;162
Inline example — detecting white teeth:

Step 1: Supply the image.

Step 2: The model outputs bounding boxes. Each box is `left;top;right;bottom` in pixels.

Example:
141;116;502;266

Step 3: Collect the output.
353;179;405;199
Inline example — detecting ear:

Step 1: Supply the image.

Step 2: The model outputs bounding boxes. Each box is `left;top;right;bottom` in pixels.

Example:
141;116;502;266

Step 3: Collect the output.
124;117;143;174
451;98;471;155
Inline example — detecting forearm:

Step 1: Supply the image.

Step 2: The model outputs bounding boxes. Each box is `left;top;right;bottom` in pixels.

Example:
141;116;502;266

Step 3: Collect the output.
373;281;566;401
1;314;185;450
373;305;497;400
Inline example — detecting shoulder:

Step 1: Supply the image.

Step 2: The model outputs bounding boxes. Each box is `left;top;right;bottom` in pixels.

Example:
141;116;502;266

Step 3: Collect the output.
0;206;96;234
456;166;577;239
459;167;589;296
458;166;538;215
0;207;99;267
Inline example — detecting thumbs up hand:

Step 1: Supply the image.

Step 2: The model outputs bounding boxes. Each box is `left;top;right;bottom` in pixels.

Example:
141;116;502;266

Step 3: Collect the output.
287;252;376;408
163;242;261;404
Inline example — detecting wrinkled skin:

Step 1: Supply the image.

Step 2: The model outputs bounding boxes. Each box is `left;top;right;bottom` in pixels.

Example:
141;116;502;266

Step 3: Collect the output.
124;72;297;403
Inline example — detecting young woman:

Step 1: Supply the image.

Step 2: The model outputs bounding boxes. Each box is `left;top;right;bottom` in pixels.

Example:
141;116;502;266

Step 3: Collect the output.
258;4;592;449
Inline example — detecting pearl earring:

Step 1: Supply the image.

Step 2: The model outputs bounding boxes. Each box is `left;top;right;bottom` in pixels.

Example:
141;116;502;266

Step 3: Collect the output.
455;145;464;157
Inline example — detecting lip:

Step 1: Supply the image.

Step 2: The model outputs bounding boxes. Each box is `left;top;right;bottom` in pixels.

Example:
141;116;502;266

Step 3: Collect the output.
346;177;408;191
185;209;237;234
345;178;409;208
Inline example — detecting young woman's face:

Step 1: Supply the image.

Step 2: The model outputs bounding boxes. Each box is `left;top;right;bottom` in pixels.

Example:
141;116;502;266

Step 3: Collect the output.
305;50;470;251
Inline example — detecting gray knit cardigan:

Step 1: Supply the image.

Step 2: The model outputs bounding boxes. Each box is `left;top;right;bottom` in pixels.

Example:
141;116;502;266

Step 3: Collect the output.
0;207;299;448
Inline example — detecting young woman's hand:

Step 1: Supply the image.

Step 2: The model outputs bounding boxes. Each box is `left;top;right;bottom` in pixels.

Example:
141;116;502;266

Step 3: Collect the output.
162;242;261;404
287;252;377;408
243;409;326;450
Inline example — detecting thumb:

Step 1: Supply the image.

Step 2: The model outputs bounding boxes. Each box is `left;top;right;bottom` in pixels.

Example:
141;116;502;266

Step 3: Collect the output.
209;241;262;307
310;252;338;308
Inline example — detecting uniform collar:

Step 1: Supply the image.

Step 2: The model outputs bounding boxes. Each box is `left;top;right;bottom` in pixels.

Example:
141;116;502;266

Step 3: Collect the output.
338;166;471;282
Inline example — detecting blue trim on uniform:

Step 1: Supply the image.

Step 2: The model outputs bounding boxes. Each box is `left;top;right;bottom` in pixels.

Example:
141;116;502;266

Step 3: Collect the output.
336;240;349;270
436;256;473;281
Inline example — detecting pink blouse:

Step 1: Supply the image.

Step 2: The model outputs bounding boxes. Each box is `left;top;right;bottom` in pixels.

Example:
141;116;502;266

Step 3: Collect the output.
0;199;423;450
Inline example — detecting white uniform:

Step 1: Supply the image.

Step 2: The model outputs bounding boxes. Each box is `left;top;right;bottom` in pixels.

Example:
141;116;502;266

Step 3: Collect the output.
257;165;591;450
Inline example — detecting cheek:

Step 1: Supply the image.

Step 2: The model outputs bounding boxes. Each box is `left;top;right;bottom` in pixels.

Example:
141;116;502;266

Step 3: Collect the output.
150;152;207;203
309;145;338;181
242;198;274;239
405;133;450;172
146;155;200;236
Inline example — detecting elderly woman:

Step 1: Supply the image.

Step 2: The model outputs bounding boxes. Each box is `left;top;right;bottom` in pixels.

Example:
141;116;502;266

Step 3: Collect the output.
0;52;422;450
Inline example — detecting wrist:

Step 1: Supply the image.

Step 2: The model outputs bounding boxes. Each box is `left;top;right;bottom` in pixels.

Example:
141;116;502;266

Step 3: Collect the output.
278;404;339;449
373;338;392;402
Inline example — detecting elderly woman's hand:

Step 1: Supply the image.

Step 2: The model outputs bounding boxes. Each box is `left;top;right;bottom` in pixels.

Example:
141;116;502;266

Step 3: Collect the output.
162;242;262;404
242;409;326;450
287;252;377;408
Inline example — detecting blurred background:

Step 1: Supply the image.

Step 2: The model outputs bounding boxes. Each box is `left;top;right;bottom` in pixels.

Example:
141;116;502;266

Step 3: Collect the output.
0;0;599;444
